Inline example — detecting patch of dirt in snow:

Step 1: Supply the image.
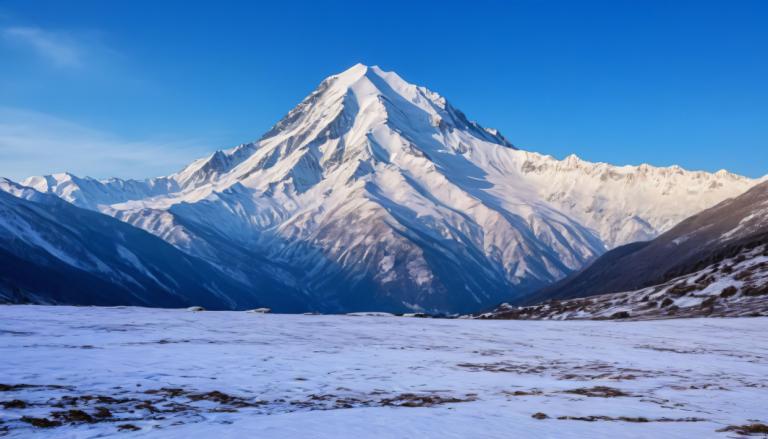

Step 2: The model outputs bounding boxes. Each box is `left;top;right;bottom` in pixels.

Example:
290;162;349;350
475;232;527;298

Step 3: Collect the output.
718;423;768;436
0;383;475;435
458;360;669;382
562;386;632;398
552;415;708;423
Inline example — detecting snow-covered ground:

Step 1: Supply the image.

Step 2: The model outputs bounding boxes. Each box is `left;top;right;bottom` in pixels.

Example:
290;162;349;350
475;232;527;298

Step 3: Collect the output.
1;306;767;438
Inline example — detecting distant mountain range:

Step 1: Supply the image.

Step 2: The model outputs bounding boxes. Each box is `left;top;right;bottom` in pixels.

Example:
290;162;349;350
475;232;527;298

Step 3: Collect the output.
481;180;768;320
0;178;305;309
524;180;768;304
1;64;763;313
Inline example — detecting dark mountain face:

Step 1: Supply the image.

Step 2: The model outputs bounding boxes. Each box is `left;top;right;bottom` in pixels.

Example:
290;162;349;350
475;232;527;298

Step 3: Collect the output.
525;181;768;304
0;186;309;311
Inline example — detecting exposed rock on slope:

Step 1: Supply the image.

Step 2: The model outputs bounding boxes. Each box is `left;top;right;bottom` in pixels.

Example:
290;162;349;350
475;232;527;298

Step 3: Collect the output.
481;243;768;320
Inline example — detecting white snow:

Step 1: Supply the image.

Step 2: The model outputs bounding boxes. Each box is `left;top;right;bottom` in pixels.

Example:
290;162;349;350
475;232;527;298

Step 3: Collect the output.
1;305;766;438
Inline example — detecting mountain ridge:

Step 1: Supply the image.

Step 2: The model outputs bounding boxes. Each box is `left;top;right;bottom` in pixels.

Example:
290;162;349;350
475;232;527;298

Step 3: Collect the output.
0;178;309;309
523;179;768;305
9;64;764;312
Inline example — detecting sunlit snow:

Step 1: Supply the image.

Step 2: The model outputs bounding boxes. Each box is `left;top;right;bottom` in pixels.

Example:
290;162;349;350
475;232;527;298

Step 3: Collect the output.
1;306;766;438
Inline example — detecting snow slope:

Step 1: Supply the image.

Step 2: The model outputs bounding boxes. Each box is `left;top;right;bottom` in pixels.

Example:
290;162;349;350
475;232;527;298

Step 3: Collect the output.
20;64;762;313
0;178;303;310
0;305;767;438
528;180;768;304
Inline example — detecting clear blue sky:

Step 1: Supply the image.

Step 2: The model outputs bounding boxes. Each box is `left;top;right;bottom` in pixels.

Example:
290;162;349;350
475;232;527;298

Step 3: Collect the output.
1;0;766;180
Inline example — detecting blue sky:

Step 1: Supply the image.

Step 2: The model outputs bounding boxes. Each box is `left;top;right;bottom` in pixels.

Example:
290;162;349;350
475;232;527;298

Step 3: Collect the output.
1;0;766;180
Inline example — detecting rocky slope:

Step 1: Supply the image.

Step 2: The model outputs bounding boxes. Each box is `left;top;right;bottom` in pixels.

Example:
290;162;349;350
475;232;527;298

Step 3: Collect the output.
480;243;768;320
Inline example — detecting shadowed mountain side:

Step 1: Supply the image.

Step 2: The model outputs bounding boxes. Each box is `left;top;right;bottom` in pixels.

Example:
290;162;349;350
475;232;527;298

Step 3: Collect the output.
0;186;308;311
524;181;768;304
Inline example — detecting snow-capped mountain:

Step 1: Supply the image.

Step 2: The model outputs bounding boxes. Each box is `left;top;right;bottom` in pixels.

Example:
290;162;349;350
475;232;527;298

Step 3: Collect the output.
524;180;768;305
19;64;762;313
0;178;304;309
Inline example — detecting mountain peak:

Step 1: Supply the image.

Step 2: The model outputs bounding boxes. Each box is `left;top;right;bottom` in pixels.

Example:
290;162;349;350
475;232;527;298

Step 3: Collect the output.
333;63;389;80
334;62;373;79
321;63;417;105
310;64;515;146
